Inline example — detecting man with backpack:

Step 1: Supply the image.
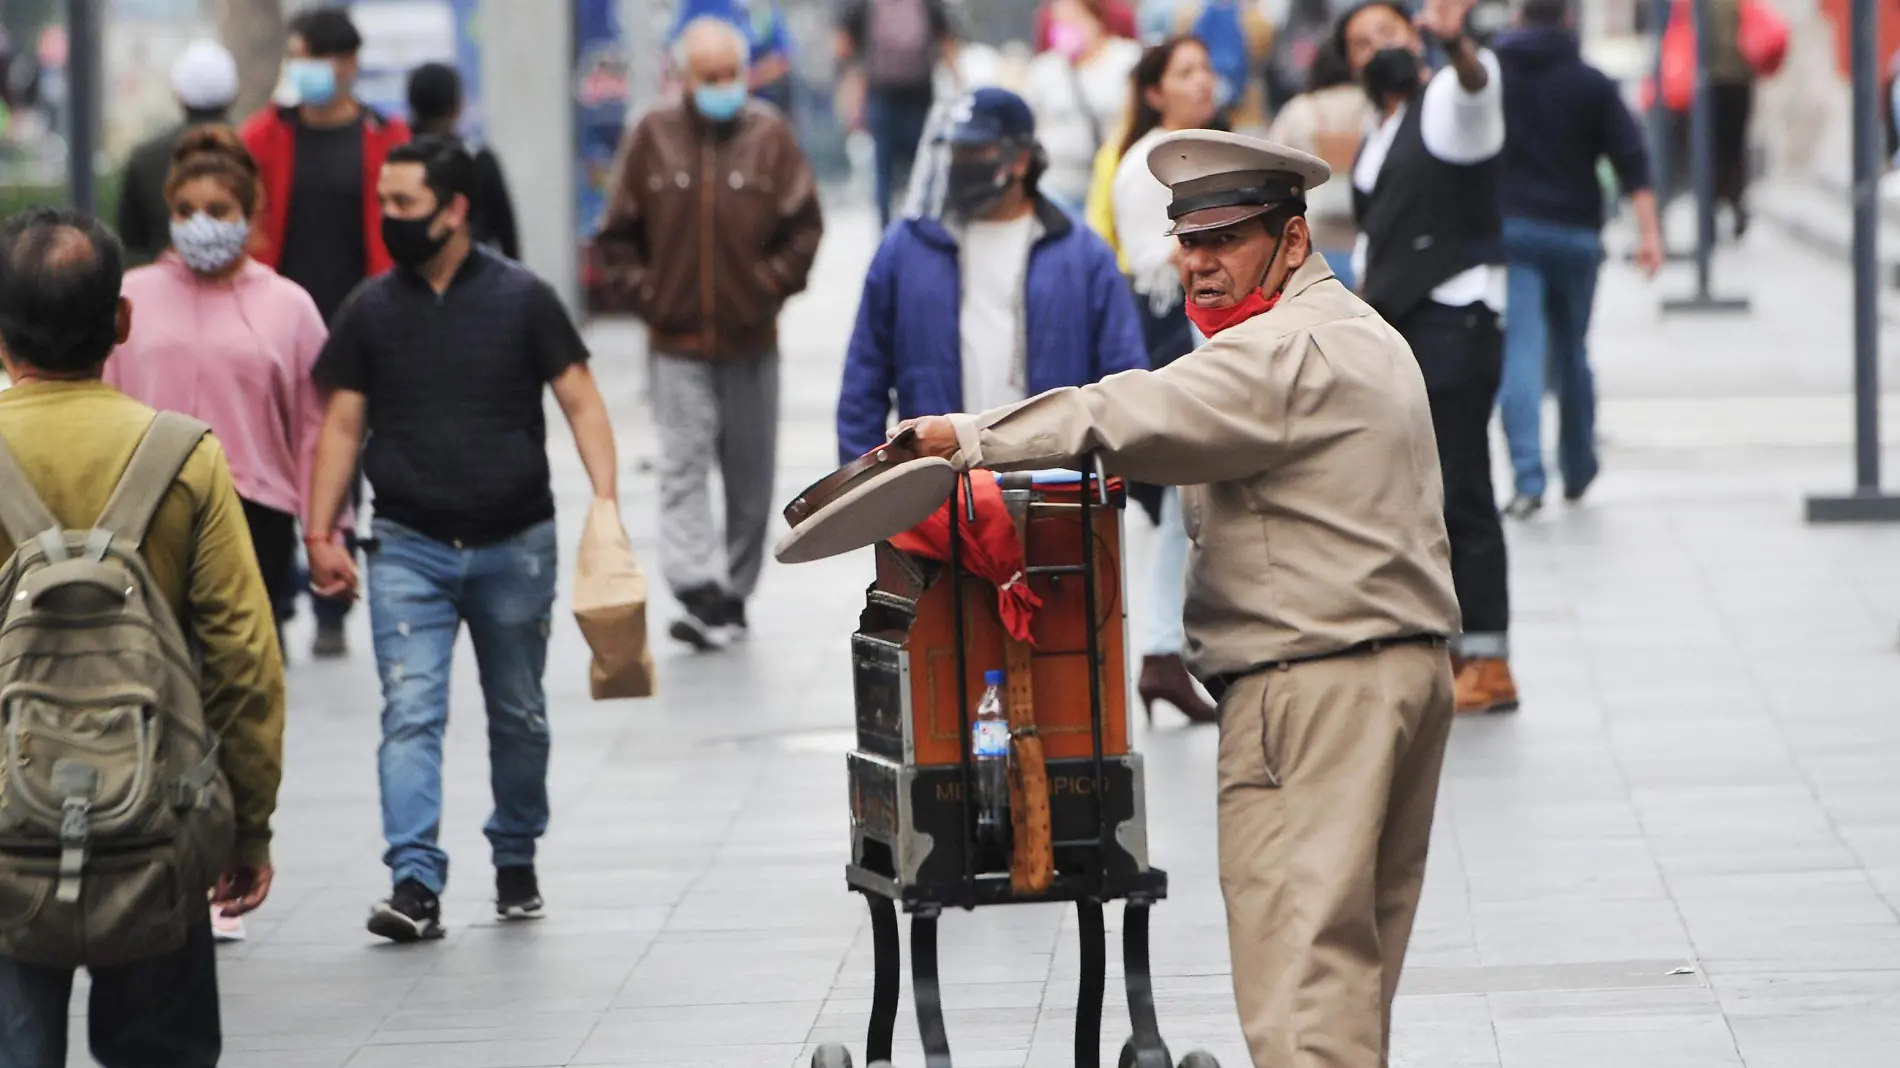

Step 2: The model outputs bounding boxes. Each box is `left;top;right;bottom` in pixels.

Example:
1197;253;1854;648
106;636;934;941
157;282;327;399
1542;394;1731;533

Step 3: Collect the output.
838;0;958;227
0;208;284;1066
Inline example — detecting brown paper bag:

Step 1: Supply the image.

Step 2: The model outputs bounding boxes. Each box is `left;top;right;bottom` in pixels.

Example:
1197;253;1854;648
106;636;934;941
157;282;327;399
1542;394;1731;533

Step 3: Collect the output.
572;500;657;699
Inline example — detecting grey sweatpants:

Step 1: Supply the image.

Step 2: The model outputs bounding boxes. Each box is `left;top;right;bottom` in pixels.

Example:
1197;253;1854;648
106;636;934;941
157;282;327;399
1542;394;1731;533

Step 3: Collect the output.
650;350;780;601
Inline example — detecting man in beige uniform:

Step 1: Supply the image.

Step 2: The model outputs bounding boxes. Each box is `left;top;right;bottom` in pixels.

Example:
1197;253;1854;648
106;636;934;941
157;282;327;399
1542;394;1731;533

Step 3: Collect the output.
900;130;1461;1067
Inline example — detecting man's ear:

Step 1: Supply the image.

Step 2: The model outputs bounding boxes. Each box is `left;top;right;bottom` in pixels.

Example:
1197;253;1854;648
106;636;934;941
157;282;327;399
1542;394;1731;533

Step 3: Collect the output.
1281;215;1312;271
116;297;133;346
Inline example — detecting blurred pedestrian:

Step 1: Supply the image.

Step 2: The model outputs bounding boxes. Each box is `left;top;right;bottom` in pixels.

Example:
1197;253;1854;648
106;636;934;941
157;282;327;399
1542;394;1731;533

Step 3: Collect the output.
103;128;324;945
242;5;411;660
304;136;620;942
118;40;238;266
0;206;283;1067
1170;0;1275;130
595;18;823;652
837;0;959;228
1265;40;1366;289
1705;0;1757;237
1089;36;1220;724
1022;0;1143;210
836;85;1146;472
1339;0;1519;714
1033;0;1141;48
406;62;519;259
668;0;800;115
1495;0;1663;518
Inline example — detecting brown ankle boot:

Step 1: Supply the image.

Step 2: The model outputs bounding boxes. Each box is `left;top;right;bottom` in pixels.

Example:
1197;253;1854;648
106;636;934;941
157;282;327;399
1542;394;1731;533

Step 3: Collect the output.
1454;657;1519;714
1138;654;1217;725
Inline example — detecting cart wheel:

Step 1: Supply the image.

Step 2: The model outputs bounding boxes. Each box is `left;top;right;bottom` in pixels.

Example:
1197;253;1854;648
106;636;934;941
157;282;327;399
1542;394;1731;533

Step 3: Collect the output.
1119;1037;1172;1068
1178;1051;1221;1068
811;1044;854;1068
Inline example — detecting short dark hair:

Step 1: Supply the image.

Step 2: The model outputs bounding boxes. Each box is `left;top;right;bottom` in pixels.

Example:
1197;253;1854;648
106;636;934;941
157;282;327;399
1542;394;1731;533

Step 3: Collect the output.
0;208;124;373
386;135;477;210
1520;0;1569;26
288;6;363;58
406;62;462;129
1332;1;1413;66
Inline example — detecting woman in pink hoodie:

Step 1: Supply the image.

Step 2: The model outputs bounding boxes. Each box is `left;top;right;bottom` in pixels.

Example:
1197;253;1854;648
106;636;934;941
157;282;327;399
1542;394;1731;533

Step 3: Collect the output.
106;125;328;942
107;125;328;639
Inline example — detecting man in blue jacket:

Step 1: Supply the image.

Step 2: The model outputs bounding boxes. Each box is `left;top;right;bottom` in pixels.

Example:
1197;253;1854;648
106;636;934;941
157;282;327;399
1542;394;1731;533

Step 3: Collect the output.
1495;0;1662;518
837;88;1147;464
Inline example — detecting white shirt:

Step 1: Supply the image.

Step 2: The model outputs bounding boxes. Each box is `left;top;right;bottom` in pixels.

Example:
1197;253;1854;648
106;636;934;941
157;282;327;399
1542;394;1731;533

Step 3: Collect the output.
1351;49;1507;312
1112;128;1183;314
958;214;1039;412
1022;40;1143;207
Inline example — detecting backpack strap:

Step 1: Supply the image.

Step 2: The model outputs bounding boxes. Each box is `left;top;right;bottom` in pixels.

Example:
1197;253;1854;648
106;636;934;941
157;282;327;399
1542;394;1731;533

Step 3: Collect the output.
92;412;211;552
0;428;69;562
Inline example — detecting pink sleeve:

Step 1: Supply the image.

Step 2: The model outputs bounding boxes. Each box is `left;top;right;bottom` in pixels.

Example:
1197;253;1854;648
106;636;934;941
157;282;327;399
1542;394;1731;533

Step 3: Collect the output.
287;294;349;532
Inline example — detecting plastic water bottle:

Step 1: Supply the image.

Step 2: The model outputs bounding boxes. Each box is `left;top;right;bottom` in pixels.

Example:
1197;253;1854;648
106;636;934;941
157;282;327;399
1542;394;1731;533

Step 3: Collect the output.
972;669;1011;857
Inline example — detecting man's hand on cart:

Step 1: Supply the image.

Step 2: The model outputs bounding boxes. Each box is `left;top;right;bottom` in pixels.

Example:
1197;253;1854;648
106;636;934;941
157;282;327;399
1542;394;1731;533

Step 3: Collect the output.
891;416;959;462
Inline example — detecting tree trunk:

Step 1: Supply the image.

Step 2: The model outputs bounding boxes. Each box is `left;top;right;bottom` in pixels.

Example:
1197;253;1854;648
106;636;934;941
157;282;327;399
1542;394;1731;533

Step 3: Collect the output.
214;0;285;123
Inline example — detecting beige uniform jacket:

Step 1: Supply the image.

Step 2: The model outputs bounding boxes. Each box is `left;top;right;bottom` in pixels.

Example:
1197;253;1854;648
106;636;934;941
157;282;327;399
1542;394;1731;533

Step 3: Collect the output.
947;255;1461;679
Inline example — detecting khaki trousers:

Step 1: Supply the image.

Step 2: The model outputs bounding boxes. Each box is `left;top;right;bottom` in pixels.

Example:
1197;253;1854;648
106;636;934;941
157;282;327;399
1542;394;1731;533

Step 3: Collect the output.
1216;642;1455;1068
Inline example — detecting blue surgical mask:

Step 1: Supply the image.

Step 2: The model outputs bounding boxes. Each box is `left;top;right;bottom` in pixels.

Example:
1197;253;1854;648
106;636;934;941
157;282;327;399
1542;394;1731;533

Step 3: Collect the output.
287;58;338;107
692;81;748;123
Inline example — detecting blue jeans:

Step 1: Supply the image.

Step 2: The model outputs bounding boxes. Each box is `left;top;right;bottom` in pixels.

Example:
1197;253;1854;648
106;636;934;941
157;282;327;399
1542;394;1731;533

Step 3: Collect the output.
1500;217;1603;501
0;920;219;1067
865;89;933;230
368;517;558;893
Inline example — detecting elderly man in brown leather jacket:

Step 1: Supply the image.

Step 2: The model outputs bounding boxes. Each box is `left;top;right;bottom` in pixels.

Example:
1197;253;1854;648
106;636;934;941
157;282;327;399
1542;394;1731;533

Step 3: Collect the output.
594;15;824;651
902;130;1460;1068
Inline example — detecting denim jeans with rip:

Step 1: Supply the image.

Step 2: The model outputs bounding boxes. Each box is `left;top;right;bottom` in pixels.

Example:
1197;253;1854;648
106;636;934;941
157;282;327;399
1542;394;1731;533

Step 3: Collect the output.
368;517;558;893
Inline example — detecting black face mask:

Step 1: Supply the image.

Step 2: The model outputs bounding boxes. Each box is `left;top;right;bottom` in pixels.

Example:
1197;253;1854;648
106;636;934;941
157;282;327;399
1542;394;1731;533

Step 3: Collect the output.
943;159;1014;218
382;209;450;269
1361;47;1424;103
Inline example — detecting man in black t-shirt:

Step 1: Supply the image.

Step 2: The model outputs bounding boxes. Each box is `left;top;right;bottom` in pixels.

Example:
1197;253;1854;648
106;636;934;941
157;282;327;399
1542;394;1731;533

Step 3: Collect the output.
303;136;621;943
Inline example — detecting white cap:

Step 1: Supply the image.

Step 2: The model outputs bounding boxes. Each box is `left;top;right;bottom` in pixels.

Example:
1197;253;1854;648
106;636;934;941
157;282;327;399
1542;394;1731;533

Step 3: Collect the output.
1146;129;1331;236
170;40;239;111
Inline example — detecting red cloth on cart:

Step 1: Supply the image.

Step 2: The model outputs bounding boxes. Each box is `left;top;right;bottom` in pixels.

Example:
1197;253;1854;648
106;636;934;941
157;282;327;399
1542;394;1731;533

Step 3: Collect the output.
889;471;1043;645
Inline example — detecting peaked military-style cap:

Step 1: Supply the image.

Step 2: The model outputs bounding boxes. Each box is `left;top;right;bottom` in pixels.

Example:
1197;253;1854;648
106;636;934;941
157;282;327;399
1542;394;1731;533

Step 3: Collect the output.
1146;129;1332;236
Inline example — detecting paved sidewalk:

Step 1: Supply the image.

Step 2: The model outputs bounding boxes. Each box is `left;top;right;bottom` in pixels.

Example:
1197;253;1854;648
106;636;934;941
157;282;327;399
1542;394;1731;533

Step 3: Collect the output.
66;204;1900;1067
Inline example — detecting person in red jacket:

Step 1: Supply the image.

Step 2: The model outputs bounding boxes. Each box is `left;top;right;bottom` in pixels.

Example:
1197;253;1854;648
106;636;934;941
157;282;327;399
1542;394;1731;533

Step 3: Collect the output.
242;6;410;327
241;5;408;662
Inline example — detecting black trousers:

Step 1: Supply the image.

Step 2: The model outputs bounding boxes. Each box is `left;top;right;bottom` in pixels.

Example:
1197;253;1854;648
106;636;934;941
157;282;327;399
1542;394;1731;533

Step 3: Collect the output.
1395;301;1510;640
241;497;298;623
0;919;220;1068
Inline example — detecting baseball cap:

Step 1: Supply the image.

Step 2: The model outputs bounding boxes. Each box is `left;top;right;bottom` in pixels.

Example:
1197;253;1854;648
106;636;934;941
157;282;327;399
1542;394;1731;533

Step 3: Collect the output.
939;87;1036;147
171;40;239;111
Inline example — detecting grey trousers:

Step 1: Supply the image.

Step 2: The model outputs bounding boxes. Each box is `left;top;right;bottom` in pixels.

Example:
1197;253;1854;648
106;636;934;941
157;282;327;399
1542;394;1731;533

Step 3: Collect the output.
650;349;780;601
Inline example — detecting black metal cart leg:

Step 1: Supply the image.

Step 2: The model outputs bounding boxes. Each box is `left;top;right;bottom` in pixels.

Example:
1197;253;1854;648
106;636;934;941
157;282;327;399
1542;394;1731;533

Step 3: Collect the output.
1076;898;1107;1068
1120;898;1171;1068
867;893;900;1065
912;907;953;1068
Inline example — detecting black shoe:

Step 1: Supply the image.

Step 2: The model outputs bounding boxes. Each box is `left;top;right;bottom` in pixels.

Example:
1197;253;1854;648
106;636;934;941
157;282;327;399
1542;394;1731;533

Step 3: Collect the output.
722;597;748;642
496;865;544;921
368;878;444;943
312;618;347;659
669;585;730;651
1563;471;1598;503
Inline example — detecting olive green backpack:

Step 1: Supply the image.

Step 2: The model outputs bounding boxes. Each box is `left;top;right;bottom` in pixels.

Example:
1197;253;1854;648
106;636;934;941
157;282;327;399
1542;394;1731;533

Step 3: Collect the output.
0;411;235;968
